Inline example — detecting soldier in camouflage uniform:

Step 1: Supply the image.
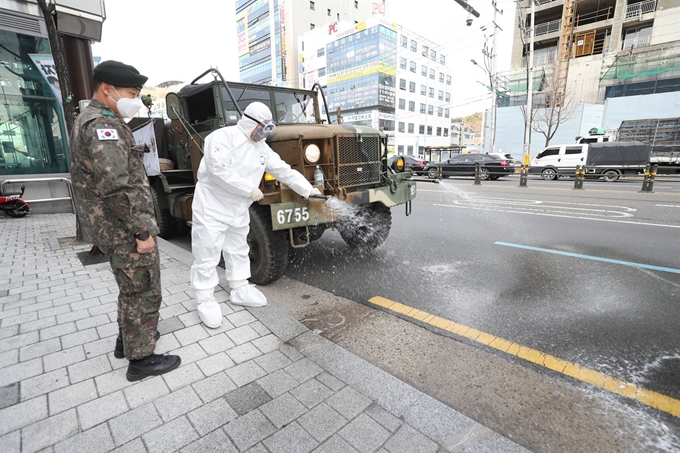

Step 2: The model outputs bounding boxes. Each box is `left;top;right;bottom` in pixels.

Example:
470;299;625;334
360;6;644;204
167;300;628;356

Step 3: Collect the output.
70;60;180;382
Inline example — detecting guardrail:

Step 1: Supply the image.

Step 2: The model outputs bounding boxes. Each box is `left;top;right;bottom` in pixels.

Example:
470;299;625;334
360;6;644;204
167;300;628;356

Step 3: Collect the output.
526;19;562;38
625;0;656;20
0;177;76;213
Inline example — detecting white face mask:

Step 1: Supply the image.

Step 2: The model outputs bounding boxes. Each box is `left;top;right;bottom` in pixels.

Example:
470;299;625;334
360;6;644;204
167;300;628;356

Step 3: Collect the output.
109;88;144;118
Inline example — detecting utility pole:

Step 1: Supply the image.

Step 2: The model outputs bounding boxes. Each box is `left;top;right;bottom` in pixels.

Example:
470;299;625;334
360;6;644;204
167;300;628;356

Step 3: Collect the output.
478;2;502;154
520;0;535;187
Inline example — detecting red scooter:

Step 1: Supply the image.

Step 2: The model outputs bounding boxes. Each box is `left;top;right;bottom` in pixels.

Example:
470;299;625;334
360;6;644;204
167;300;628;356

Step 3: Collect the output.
0;185;30;218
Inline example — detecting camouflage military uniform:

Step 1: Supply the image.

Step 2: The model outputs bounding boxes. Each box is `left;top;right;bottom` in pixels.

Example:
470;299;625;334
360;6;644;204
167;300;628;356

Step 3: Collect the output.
70;99;161;360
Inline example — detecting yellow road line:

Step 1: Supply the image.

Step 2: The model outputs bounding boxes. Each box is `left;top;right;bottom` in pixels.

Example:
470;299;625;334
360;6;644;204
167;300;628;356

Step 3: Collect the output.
368;296;680;418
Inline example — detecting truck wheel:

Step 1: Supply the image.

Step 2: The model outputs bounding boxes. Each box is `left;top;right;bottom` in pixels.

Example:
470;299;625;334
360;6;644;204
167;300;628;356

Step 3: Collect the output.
150;186;175;238
338;204;391;250
248;205;289;285
541;168;557;181
602;170;620;182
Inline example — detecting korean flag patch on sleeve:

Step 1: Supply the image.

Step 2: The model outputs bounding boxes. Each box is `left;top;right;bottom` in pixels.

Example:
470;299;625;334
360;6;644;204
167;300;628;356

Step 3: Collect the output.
96;129;119;141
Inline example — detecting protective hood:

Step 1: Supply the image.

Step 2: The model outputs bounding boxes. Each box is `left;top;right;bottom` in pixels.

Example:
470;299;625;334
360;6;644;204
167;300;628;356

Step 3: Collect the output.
237;102;273;139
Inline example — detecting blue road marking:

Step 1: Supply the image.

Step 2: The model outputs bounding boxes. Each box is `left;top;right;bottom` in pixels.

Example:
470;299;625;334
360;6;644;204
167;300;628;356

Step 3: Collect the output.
495;241;680;275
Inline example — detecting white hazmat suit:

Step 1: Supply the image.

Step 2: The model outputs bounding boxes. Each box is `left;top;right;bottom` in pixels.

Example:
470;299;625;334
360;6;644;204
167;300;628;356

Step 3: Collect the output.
190;102;319;328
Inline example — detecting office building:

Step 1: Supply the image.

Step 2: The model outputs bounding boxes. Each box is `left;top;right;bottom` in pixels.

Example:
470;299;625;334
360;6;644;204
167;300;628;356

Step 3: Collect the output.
236;0;388;87
299;17;452;159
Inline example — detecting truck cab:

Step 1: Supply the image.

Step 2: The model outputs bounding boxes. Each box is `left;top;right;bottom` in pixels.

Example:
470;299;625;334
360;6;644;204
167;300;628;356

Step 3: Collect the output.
147;70;416;285
530;144;588;180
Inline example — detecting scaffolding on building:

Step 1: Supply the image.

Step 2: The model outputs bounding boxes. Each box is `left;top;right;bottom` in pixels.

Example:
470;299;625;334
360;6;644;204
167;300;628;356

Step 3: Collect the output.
600;44;680;80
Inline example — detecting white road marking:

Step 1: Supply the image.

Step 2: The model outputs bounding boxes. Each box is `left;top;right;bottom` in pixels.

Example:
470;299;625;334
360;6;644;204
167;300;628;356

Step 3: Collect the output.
655;204;680;208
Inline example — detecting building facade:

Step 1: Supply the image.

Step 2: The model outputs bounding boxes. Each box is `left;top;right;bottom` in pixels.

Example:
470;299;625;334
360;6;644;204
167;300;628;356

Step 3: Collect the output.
236;0;387;87
0;2;69;178
299;17;452;158
490;0;680;154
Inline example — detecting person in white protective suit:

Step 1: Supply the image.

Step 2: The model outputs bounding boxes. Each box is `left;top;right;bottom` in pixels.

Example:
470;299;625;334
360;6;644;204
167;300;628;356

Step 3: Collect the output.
190;102;322;328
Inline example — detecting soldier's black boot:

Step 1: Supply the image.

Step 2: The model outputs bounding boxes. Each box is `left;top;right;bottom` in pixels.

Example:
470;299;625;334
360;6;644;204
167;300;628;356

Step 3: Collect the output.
126;353;181;382
114;329;161;359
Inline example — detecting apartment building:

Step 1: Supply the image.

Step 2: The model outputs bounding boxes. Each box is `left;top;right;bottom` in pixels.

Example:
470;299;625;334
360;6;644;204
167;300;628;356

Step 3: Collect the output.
489;0;680;154
236;0;387;87
299;17;452;158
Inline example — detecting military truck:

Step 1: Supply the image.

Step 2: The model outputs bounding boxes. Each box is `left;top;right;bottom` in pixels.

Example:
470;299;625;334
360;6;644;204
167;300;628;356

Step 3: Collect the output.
143;69;416;285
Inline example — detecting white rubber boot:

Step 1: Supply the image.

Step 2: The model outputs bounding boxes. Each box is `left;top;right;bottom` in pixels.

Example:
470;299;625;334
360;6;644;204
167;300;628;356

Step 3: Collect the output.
195;289;223;328
229;281;267;308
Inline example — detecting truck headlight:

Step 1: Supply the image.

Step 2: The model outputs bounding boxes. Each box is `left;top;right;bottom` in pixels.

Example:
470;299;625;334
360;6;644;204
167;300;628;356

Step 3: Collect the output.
392;156;405;172
305;144;320;163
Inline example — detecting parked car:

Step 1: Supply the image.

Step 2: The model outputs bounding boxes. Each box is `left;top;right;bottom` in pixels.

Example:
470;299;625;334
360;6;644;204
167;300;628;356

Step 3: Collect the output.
388;155;428;175
424;154;514;180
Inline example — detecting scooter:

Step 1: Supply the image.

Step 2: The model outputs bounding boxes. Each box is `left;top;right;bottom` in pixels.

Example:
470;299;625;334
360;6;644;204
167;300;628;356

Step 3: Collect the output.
0;184;30;218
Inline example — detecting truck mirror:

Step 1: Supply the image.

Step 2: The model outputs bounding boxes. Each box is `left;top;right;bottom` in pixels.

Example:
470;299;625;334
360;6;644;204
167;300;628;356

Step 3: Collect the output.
166;93;181;120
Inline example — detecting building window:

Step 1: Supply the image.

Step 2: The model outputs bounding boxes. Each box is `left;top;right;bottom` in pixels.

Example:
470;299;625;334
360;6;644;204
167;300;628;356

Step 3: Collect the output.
337;13;340;19
310;23;315;30
398;122;405;133
310;1;315;10
427;126;433;135
429;68;435;80
422;45;428;57
399;99;406;110
421;65;427;77
401;35;408;48
327;8;331;16
318;67;326;76
410;39;417;52
410;61;416;73
407;145;413;155
437;107;443;117
428;105;433;115
419;125;425;134
436;127;442;136
445;108;450;118
399;79;406;90
408;123;414;133
428;87;434;98
444;128;449;136
0;34;68;176
445;92;450;102
438;90;443;100
430;49;436;60
408;100;415;111
398;145;404;153
446;75;451;85
400;57;406;69
419;103;426;113
409;81;415;93
440;55;446;65
355;1;359;8
420;85;426;96
317;48;325;57
439;72;444;82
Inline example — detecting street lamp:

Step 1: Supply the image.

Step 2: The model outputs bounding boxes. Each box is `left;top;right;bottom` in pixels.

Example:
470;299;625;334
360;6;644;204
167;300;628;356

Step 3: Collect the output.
471;59;497;154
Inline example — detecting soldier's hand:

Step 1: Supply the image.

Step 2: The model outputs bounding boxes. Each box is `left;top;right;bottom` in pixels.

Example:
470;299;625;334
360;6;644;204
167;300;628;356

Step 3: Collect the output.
136;236;155;254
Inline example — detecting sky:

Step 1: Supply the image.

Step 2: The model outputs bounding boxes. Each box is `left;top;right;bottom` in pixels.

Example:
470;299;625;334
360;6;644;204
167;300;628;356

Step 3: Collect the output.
92;0;517;117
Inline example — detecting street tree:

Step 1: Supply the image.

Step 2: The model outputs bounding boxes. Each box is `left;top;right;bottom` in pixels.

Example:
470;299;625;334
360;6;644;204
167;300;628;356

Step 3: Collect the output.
530;63;578;148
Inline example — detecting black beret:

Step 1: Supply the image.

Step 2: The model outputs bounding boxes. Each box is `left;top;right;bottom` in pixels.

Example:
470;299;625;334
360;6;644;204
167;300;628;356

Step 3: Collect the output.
94;60;148;89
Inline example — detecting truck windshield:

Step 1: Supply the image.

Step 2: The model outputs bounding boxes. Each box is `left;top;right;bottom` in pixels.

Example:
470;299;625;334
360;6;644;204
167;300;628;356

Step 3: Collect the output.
273;91;316;124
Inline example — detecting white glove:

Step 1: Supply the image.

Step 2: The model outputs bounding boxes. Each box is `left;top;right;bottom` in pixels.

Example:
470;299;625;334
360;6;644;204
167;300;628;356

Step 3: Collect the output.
250;188;264;201
309;188;322;198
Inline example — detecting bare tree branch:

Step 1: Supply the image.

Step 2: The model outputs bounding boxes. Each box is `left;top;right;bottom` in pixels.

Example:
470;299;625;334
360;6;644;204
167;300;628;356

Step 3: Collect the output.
530;63;578;147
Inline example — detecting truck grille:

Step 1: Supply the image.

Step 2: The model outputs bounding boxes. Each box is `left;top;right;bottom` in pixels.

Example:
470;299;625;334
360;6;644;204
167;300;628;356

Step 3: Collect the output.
337;136;382;188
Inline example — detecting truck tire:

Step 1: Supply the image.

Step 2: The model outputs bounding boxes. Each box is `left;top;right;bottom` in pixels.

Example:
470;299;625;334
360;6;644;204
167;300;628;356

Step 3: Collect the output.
338;203;391;250
602;170;620;182
541;168;558;181
248;205;289;285
150;186;175;238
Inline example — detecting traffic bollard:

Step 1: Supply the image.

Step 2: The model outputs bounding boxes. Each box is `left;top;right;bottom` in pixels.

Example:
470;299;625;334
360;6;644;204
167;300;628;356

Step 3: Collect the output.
648;163;658;193
573;165;584;190
519;164;529;187
474;163;482;185
640;164;652;192
437;166;442;180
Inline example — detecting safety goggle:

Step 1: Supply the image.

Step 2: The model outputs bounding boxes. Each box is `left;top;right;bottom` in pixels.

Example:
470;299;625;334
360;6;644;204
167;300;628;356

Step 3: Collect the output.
244;113;276;133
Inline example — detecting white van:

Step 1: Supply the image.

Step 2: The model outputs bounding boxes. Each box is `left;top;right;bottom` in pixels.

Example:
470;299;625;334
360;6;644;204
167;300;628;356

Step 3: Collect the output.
530;144;588;180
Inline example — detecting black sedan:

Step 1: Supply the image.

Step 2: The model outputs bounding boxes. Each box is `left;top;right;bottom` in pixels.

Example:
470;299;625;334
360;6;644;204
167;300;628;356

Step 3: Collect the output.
424;154;514;180
388;155;428;175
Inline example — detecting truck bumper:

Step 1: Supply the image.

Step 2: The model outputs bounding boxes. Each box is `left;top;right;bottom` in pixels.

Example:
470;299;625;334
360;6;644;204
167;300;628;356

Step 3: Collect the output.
270;177;416;231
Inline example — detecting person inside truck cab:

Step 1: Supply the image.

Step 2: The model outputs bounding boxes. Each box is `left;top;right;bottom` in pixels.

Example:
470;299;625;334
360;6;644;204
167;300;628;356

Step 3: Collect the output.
189;102;322;328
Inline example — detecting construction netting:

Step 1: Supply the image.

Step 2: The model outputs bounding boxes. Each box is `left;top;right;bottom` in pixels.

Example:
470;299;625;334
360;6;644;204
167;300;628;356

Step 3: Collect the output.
601;50;680;80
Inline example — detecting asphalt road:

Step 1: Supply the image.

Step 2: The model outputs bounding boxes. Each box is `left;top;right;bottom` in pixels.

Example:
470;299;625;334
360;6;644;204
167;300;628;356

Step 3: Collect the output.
284;176;680;401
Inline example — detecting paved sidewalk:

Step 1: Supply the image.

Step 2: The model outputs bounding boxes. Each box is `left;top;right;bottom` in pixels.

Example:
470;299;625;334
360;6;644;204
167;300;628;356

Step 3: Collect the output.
0;213;529;453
